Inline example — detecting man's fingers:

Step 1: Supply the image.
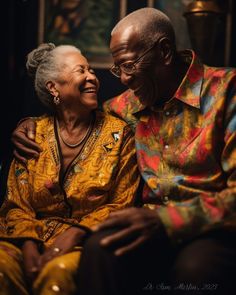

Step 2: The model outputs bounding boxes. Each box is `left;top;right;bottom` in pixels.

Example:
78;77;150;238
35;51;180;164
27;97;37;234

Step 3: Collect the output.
25;121;37;140
92;209;133;231
14;142;41;158
15;135;42;152
114;236;147;256
100;227;136;247
12;126;42;153
28;130;35;140
92;217;127;231
108;208;132;218
13;150;27;164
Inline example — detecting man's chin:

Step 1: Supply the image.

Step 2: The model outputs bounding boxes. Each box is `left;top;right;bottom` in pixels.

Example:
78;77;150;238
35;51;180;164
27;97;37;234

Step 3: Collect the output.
135;92;155;107
134;90;145;104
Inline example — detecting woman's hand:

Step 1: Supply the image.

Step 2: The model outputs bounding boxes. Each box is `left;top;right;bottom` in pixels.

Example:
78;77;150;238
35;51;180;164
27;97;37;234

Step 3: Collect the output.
22;240;41;283
39;227;87;270
11;118;42;163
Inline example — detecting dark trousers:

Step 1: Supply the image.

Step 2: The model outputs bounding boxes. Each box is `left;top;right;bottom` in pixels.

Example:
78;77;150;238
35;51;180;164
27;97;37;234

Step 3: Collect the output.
77;229;236;295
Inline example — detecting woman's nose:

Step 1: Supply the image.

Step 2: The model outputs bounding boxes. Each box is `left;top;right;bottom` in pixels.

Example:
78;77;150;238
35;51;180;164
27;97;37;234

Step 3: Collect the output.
86;73;95;81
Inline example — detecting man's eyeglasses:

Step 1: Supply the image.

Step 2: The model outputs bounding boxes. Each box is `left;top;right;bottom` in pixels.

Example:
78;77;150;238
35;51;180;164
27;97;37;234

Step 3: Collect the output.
109;40;159;78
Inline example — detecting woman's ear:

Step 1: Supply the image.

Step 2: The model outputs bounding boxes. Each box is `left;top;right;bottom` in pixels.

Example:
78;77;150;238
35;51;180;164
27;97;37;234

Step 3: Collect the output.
45;81;59;97
159;37;173;66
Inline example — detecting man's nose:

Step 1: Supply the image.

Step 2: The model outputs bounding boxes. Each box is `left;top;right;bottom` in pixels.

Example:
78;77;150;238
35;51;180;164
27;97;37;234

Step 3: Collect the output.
120;71;133;86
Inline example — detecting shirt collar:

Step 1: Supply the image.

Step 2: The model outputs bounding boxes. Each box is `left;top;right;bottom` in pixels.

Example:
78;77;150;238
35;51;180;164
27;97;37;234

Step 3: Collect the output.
174;50;204;109
133;50;204;118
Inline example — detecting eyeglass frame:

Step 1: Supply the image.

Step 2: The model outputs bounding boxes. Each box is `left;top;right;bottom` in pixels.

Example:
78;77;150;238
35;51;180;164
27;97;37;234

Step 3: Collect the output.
109;37;163;78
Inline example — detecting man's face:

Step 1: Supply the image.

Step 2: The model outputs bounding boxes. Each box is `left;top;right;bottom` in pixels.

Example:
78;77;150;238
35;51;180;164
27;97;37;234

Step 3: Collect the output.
110;27;162;107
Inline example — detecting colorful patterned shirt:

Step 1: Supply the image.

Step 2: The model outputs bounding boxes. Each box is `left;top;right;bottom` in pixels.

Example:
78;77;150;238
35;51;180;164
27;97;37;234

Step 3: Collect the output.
104;50;236;243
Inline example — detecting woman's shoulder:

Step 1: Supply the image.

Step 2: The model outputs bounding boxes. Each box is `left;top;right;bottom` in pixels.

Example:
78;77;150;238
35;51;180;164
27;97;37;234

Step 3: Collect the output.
34;115;54;142
96;110;134;143
98;110;130;129
35;115;53;129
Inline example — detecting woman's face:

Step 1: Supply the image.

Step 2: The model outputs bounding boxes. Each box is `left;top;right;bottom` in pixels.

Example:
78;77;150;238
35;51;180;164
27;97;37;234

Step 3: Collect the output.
55;51;99;111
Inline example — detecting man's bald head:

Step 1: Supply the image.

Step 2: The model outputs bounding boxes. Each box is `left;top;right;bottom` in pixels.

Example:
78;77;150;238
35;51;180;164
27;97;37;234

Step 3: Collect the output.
111;8;176;48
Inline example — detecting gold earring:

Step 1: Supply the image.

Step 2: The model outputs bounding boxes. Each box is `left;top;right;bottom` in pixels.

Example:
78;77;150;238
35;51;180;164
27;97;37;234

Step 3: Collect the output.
53;96;60;105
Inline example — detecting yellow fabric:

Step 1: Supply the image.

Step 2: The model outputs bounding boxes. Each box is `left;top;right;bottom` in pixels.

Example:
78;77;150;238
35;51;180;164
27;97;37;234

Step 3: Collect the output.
0;241;81;295
0;242;28;295
0;111;140;294
0;111;139;247
34;251;81;295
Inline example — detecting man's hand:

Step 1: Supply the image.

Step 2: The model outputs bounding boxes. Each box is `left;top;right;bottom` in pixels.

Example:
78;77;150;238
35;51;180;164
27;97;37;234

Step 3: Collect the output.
92;207;166;256
39;227;87;270
11;118;42;163
22;240;41;283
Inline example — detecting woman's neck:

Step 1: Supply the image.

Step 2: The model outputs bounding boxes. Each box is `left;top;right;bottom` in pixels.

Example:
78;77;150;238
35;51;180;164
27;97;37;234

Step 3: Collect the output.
56;108;94;132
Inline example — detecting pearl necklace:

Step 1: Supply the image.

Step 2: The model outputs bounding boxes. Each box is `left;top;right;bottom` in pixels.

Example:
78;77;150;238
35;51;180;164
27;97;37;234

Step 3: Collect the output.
56;117;93;148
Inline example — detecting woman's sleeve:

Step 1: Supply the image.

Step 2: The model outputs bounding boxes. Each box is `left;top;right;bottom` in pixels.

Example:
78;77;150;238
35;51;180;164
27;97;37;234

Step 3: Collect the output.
79;126;140;228
0;160;44;242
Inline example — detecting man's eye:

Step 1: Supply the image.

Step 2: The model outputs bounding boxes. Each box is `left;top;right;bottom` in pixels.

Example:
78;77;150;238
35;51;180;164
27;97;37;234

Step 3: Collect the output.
77;68;85;74
122;63;134;71
89;69;95;74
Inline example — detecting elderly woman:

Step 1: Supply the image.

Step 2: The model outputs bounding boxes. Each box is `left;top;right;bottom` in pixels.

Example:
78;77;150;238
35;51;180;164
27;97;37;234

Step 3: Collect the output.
0;43;140;295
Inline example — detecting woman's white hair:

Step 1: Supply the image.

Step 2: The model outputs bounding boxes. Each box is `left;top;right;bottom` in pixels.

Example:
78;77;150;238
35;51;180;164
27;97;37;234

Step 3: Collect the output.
26;43;81;109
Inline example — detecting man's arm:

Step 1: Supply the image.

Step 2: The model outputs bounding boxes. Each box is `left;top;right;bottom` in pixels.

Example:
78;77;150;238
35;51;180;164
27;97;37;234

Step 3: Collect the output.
11;118;42;163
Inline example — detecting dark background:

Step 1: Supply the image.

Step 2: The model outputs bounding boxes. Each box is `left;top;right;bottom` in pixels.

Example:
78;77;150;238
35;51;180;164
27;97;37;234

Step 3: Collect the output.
0;0;236;167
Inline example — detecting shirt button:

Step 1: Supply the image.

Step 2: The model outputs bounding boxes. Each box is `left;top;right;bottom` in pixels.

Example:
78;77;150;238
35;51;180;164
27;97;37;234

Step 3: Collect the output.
165;111;170;116
162;196;169;204
51;285;60;292
177;238;183;244
164;144;169;149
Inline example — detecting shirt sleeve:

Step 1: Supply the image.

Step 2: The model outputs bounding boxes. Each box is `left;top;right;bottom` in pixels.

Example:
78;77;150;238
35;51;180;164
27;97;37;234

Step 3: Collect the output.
0;160;46;242
156;82;236;244
79;126;140;228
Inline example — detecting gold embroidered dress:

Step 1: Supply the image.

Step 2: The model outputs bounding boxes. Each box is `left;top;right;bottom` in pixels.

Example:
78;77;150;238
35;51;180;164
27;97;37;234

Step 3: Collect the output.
0;111;140;295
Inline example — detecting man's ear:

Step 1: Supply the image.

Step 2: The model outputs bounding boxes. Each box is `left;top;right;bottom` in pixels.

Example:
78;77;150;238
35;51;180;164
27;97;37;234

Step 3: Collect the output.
159;37;173;66
46;81;59;97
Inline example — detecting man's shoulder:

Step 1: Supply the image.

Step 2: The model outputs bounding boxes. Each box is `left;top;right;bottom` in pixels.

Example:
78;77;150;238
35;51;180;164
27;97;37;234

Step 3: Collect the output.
103;90;144;130
103;89;143;118
204;65;236;82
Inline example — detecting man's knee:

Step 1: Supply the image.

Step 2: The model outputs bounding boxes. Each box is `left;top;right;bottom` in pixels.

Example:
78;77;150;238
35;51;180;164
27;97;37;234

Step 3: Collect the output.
171;236;236;293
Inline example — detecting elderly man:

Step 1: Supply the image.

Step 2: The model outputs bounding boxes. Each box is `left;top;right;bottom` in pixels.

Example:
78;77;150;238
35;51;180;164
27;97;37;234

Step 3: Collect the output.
10;8;236;295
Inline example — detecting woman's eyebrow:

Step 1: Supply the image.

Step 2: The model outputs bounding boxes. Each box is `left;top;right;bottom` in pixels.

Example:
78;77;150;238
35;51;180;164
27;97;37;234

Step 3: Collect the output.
71;64;90;72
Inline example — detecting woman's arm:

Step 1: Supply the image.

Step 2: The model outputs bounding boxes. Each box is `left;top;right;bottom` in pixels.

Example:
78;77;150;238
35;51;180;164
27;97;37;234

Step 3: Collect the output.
0;160;44;243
